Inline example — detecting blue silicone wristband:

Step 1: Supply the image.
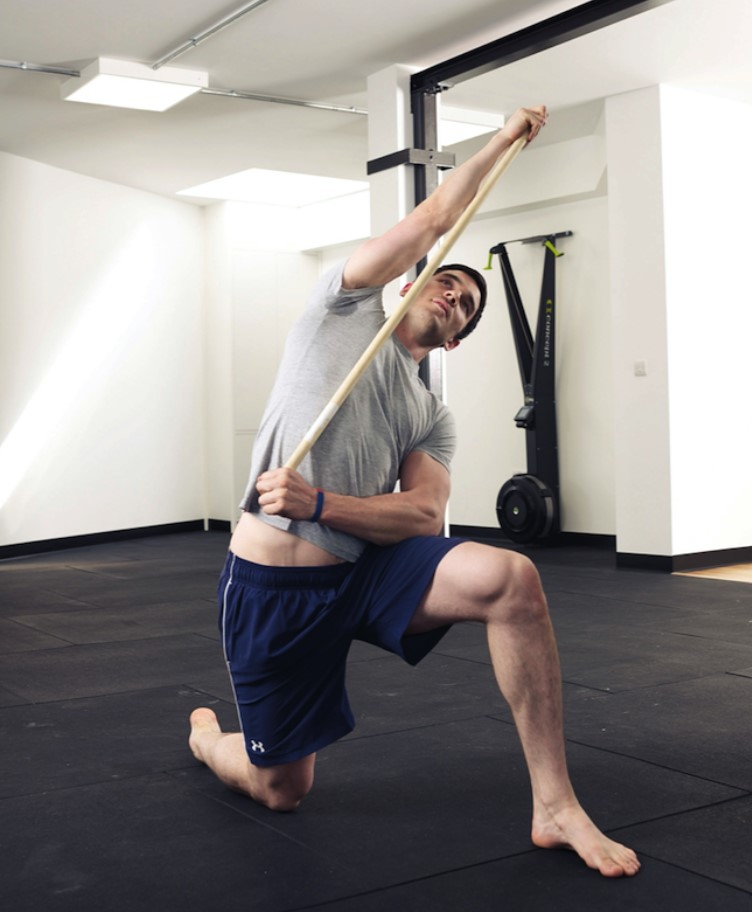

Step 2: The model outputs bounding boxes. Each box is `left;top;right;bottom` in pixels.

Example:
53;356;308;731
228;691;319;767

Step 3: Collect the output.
309;489;325;523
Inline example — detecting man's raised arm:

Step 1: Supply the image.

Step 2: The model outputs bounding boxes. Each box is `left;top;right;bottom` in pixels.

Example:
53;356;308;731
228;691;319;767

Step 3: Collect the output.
342;106;547;291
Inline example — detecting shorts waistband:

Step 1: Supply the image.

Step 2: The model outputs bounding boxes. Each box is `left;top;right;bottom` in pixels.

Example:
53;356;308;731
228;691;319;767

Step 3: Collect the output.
225;551;354;590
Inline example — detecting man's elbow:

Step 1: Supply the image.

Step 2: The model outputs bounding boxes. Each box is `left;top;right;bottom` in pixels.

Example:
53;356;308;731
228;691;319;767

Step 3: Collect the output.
371;504;445;546
420;500;447;537
417;198;460;242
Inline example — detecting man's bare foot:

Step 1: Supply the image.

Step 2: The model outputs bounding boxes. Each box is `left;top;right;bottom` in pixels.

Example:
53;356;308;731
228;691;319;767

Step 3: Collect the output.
189;707;222;763
532;801;640;877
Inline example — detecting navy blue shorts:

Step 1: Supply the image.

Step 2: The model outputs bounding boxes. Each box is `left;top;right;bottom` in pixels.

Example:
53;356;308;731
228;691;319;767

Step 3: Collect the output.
218;535;464;767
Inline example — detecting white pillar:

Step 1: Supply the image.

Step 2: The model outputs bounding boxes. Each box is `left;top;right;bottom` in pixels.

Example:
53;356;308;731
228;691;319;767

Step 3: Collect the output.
606;86;752;564
660;87;752;558
606;87;673;559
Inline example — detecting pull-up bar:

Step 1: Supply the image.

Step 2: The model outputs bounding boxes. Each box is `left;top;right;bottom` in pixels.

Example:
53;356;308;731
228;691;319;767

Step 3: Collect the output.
490;230;573;249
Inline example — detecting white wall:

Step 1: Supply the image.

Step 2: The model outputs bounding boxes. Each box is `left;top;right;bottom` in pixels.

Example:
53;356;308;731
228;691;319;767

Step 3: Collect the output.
606;87;673;555
662;88;752;554
441;126;612;534
607;86;752;557
0;152;205;547
446;195;612;533
202;201;322;523
203;204;235;524
0;153;361;548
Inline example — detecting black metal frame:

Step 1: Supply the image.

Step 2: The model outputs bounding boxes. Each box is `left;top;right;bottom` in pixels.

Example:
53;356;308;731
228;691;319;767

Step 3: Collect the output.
366;145;454;177
407;0;673;202
407;0;673;214
409;0;671;96
405;0;671;389
364;0;673;389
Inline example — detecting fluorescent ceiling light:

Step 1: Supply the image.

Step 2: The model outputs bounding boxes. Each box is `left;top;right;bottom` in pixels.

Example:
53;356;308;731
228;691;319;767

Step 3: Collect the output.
179;169;369;206
61;57;208;112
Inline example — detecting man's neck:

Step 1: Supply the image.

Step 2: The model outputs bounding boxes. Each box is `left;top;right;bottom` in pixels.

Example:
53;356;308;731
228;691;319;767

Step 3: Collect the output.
393;322;435;364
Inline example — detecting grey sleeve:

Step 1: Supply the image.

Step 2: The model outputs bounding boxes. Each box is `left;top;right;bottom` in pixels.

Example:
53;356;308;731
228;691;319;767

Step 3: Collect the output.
309;261;383;315
413;406;456;472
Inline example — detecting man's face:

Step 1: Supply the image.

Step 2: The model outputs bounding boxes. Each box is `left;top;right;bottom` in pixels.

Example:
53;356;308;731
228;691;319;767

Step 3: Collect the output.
421;270;481;349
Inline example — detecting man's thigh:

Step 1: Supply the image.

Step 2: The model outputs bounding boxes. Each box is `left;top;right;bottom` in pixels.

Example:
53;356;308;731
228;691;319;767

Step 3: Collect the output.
406;541;525;633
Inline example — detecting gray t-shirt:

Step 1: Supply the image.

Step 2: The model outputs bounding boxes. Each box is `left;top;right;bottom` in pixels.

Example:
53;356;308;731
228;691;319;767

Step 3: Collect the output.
240;261;456;561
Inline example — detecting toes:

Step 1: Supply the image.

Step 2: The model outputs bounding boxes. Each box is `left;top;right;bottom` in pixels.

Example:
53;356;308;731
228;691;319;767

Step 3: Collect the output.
190;707;219;729
188;708;222;763
599;849;640;878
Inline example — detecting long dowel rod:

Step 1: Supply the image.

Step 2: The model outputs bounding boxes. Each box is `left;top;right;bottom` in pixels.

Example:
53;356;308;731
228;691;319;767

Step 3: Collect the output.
284;134;528;471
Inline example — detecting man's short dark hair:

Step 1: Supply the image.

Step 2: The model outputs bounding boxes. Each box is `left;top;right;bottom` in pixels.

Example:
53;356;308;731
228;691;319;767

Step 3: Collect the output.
433;263;487;341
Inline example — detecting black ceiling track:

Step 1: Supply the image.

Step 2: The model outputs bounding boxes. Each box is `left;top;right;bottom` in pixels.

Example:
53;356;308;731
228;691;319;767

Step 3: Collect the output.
409;0;674;393
410;0;673;95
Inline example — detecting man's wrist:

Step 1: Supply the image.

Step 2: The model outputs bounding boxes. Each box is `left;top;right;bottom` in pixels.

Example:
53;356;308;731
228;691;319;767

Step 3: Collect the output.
308;489;325;523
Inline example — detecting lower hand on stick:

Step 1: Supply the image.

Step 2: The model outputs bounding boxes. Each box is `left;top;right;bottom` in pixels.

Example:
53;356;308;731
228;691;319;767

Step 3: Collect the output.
256;468;319;521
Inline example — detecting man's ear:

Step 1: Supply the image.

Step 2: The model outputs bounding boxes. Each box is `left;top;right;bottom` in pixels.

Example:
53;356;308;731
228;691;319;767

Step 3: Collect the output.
399;281;413;297
444;338;461;352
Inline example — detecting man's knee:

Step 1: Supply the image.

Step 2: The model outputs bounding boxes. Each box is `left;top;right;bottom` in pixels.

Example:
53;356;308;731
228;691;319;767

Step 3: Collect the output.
489;550;547;623
251;758;315;812
260;783;310;813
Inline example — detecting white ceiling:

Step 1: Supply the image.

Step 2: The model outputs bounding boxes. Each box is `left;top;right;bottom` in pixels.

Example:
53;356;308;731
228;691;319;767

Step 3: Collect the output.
1;0;750;203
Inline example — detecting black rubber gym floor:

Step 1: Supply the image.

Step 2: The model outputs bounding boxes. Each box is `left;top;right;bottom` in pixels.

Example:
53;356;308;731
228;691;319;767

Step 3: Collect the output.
1;531;750;911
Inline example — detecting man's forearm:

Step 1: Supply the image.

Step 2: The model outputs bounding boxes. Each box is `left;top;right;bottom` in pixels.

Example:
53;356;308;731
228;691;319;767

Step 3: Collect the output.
342;106;547;290
255;456;450;546
420;127;518;234
317;489;444;546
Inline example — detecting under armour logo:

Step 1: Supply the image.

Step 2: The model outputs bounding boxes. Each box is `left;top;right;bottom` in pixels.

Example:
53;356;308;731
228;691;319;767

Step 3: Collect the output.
250;740;266;754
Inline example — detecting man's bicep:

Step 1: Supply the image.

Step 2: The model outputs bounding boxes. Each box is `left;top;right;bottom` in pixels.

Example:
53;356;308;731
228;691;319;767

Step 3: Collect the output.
343;209;436;290
399;450;451;505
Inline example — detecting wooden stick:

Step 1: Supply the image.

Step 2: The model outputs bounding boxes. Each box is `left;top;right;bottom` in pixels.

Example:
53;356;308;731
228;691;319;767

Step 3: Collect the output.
285;134;528;471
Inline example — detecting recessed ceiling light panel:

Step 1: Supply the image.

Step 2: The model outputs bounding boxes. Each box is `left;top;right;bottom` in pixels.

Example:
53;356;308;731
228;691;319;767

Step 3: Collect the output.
179;169;369;206
61;57;208;112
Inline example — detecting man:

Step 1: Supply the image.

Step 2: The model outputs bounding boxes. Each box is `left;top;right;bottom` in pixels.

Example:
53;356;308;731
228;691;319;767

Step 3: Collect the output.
189;105;640;878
